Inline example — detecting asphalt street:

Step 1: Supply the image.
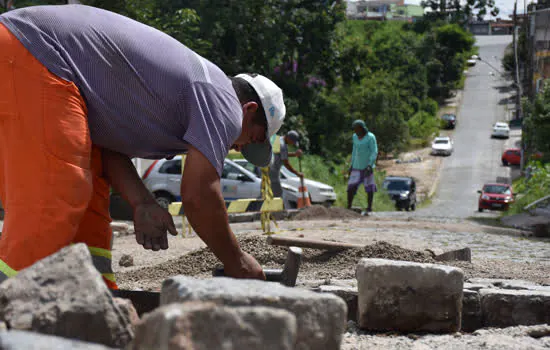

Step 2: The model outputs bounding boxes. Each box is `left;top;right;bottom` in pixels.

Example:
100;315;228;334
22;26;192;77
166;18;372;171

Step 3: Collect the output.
414;35;517;219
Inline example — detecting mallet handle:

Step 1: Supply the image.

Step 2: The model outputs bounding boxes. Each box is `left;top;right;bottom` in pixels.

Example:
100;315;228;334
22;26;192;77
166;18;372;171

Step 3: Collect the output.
267;235;364;251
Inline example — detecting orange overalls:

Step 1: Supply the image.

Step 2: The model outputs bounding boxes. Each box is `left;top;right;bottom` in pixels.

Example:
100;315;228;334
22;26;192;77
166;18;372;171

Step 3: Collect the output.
0;23;118;289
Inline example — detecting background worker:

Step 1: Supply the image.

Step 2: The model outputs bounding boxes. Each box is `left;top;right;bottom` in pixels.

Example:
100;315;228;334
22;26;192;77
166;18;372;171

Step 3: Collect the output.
347;120;378;215
0;4;286;287
269;131;303;207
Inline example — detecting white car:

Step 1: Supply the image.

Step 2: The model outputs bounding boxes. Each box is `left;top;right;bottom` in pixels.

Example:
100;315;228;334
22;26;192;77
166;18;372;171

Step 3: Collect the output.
431;136;453;156
491;122;510;139
233;159;337;207
141;156;300;209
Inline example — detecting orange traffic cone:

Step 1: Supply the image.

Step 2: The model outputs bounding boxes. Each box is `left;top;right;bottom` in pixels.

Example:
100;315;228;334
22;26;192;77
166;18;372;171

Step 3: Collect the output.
297;185;311;208
297;158;311;208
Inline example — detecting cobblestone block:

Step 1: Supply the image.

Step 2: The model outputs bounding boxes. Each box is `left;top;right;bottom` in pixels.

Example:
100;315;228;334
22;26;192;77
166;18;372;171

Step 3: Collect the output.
160;276;347;350
128;302;296;350
480;288;550;327
356;258;464;333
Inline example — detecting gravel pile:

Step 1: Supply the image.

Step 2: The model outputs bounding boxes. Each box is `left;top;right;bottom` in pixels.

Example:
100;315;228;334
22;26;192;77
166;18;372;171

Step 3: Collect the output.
118;235;433;289
292;205;362;220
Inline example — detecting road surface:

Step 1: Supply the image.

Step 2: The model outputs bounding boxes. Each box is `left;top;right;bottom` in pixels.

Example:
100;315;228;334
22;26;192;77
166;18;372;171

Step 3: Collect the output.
416;35;517;218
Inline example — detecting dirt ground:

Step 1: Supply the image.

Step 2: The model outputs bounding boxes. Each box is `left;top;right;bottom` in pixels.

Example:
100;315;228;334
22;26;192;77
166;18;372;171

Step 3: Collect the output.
113;207;550;291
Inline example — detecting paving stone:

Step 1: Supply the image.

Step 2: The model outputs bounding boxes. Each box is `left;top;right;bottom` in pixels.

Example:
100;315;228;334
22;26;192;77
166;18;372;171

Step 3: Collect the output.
128;302;296;350
463;282;492;291
356;258;464;333
480;288;550;327
0;330;117;349
161;276;347;350
434;247;471;262
317;285;358;322
461;289;482;332
0;244;133;348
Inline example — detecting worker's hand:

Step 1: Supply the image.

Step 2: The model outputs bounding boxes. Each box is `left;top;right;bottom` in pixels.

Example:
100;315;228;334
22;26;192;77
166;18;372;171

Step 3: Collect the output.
296;149;303;157
223;251;266;280
133;202;178;251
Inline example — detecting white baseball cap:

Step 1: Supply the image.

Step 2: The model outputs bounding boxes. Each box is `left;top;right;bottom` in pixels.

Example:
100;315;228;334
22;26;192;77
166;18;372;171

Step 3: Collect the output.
235;73;286;168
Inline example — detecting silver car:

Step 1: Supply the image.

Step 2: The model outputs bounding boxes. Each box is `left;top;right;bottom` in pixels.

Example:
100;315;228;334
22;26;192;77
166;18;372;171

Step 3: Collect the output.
232;159;337;207
142;156;299;209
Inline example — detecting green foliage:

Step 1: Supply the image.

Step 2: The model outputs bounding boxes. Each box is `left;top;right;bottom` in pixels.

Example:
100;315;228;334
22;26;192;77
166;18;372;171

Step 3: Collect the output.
287;155;396;211
523;80;550;156
507;161;550;215
408;111;439;139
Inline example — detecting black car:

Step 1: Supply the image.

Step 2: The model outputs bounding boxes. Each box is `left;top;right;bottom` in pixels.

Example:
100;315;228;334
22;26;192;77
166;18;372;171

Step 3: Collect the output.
441;114;457;129
382;176;417;211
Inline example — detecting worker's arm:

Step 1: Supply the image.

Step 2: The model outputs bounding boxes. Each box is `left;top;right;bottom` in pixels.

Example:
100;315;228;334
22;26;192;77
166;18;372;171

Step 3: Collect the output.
367;134;378;167
282;159;303;178
288;149;303;158
101;148;178;251
181;145;265;280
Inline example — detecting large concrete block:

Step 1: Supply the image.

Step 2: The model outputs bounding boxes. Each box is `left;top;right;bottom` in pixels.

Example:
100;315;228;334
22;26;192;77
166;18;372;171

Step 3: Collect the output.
128;302;296;350
0;330;117;349
356;258;464;333
480;288;550;327
161;276;347;350
0;244;133;348
461;289;482;332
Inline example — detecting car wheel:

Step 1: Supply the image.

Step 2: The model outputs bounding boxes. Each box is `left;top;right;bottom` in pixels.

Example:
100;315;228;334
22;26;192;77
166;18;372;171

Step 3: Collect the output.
502;159;509;166
411;203;416;211
155;193;174;209
478;207;483;212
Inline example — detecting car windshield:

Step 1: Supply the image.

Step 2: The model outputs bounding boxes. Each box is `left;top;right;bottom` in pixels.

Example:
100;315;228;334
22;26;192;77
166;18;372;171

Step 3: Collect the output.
434;139;449;144
483;185;511;194
384;180;410;191
442;114;455;120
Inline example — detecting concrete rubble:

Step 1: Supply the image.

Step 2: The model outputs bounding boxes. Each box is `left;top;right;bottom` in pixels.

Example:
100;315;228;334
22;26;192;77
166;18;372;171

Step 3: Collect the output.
160;275;348;350
0;244;134;348
127;302;297;350
356;258;464;333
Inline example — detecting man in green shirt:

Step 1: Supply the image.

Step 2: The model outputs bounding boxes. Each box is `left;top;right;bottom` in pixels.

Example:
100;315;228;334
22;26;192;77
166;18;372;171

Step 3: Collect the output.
347;120;378;214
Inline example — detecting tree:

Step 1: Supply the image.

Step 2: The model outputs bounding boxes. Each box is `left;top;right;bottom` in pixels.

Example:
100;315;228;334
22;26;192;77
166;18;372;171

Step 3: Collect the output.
523;80;550;157
420;0;499;23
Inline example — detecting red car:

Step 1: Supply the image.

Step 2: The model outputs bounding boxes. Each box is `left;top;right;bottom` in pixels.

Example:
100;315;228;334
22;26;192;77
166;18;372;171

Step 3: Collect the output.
478;183;515;212
501;148;521;166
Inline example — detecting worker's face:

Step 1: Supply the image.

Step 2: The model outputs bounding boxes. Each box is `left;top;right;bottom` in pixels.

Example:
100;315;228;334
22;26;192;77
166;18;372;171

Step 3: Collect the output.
234;102;267;145
354;125;365;136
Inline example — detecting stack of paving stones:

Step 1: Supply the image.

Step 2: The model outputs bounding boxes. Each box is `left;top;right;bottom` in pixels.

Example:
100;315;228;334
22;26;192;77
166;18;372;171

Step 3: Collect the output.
0;244;347;350
0;244;547;349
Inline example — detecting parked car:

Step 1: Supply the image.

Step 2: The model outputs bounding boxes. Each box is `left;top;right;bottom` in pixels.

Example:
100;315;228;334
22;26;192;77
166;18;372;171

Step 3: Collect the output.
477;183;515;212
141;156;300;209
232;159;337;207
491;122;510;139
382;176;417;211
440;114;457;129
431;136;454;156
501;148;521;166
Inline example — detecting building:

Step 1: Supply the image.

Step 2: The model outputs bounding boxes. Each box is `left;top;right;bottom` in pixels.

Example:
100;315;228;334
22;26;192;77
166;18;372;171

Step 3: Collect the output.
345;0;424;21
468;18;515;35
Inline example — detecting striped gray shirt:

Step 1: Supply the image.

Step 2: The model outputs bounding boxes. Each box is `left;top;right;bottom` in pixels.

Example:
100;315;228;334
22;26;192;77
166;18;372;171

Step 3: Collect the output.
0;5;242;176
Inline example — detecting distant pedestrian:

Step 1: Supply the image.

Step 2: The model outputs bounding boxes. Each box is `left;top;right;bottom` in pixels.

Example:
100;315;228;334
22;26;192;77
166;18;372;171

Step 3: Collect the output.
347;120;378;214
269;131;303;207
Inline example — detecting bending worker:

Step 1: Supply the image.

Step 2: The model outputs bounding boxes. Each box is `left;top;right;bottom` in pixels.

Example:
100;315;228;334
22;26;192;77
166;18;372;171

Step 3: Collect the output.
269;131;303;207
0;5;286;288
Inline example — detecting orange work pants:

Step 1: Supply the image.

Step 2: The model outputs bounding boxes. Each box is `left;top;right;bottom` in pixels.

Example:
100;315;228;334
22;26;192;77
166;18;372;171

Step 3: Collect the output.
0;24;117;289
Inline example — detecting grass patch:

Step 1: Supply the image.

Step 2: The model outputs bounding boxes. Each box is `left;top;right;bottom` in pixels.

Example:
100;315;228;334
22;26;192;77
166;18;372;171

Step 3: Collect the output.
286;155;397;211
467;216;506;227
